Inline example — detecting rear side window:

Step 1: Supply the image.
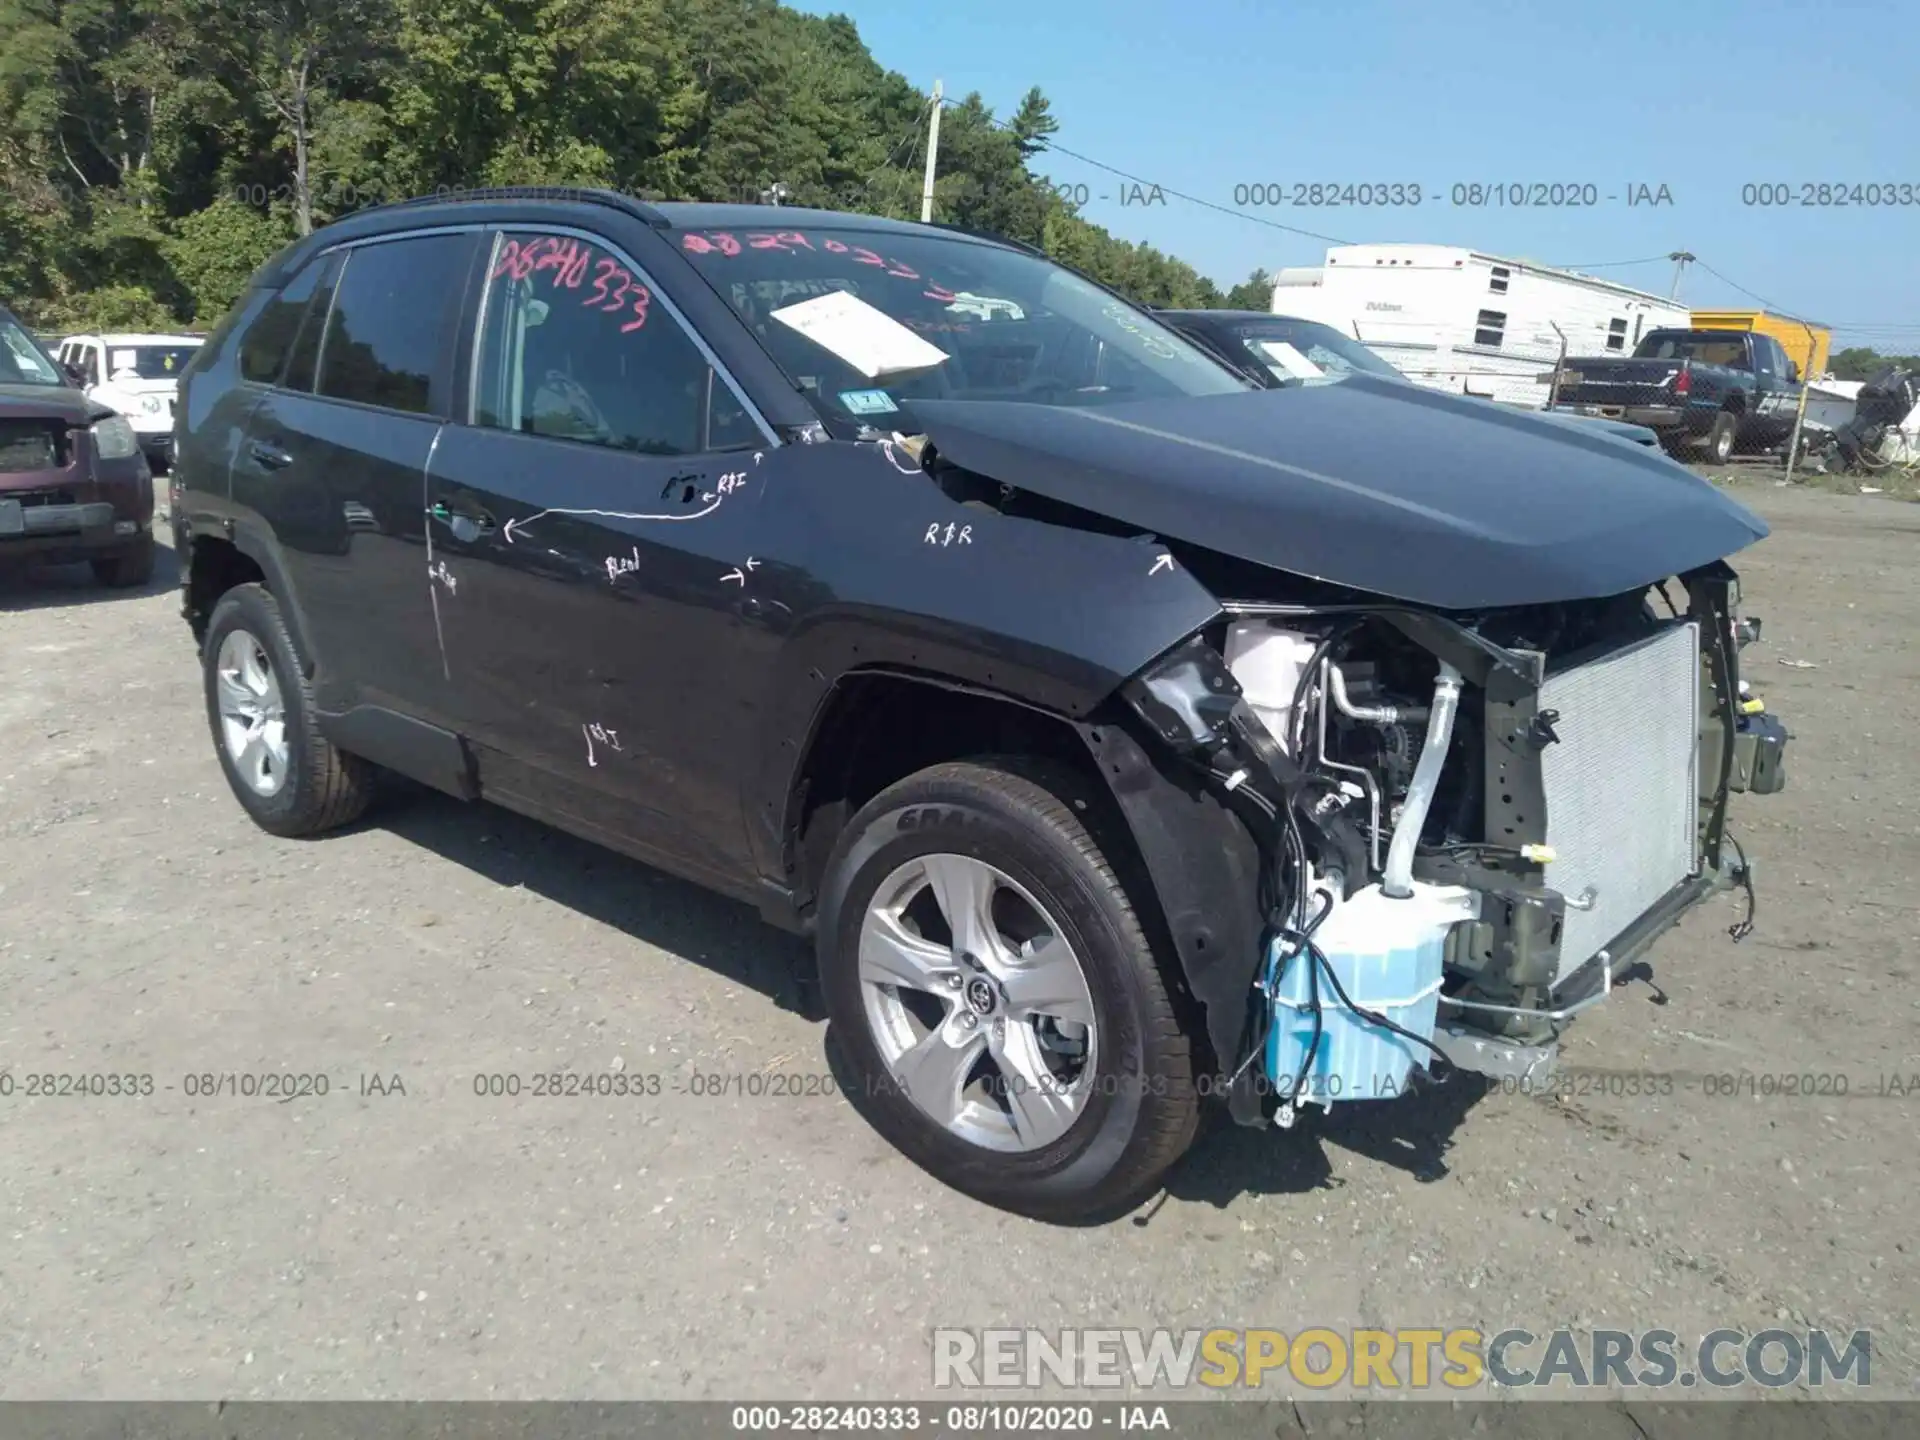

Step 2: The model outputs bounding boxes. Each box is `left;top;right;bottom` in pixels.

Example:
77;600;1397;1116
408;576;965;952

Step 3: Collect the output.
315;234;469;415
239;259;328;385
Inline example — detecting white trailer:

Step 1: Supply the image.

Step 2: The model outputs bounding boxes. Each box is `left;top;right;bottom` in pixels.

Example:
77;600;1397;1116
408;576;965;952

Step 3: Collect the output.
1271;245;1691;409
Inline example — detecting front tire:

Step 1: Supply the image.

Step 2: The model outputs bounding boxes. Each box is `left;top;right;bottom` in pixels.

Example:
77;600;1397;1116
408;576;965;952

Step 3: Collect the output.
816;759;1199;1221
202;583;374;837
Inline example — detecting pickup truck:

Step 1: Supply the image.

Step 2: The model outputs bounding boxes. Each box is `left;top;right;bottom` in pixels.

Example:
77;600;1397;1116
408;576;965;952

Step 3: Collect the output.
1547;328;1804;463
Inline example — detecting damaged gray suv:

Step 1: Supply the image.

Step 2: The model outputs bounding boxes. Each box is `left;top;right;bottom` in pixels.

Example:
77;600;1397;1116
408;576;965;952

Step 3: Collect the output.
171;190;1789;1220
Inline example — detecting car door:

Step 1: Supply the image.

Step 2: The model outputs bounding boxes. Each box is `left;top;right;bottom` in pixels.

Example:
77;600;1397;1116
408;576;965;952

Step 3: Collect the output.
232;229;477;723
1751;336;1798;445
424;224;777;884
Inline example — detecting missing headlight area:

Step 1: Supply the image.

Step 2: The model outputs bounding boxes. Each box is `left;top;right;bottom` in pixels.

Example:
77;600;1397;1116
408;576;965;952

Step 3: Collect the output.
1118;565;1786;1125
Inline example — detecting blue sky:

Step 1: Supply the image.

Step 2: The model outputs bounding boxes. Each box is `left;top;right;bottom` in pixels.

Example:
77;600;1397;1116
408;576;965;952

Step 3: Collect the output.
798;0;1920;354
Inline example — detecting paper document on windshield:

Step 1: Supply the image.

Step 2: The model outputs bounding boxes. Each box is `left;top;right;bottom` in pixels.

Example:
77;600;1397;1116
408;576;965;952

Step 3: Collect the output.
110;349;139;373
1255;340;1325;380
770;290;950;380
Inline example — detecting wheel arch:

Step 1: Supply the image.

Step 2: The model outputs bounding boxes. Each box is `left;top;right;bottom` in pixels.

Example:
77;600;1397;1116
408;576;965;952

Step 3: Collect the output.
775;666;1262;1099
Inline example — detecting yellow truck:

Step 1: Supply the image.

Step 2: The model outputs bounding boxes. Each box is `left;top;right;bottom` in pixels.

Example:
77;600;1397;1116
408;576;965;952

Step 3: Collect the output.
1690;309;1831;379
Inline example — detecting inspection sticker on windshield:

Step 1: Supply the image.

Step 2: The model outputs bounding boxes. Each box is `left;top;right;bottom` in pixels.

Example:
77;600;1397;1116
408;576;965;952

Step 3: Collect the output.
770;289;949;379
838;388;899;415
1255;340;1325;380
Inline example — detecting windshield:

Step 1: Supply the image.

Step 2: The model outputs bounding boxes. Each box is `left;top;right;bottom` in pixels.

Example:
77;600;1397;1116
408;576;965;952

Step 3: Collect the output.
103;343;200;381
1232;318;1403;385
674;224;1249;428
0;313;64;387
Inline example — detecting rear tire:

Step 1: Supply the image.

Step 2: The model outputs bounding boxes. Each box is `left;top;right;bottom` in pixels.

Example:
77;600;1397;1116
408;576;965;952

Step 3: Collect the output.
816;758;1199;1221
1701;411;1737;464
91;533;154;588
202;583;374;837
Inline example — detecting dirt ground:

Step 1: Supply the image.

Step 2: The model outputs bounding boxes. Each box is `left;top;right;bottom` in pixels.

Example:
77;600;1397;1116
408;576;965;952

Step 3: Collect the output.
1;479;1915;1405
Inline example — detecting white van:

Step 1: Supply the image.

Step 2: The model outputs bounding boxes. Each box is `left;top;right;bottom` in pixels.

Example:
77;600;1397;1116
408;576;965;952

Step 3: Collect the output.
53;332;203;469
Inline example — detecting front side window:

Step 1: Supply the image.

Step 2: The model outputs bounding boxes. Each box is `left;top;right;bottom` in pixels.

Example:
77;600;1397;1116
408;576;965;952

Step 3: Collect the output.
0;312;64;387
470;230;757;455
672;223;1248;431
315;234;468;415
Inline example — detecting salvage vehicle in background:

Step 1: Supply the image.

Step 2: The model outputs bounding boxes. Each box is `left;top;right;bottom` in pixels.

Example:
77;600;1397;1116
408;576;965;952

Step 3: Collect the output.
53;331;203;472
170;190;1789;1220
1546;328;1805;463
0;305;156;586
1160;309;1661;447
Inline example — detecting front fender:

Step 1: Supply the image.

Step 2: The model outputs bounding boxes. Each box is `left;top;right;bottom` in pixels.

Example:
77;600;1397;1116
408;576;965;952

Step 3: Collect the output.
743;440;1224;881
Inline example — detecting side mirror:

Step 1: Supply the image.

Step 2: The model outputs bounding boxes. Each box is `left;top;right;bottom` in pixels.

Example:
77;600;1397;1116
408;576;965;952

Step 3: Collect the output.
61;361;88;388
1788;362;1801;383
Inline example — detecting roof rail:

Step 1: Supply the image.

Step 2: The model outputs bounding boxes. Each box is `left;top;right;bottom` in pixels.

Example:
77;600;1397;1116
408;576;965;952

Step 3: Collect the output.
348;185;670;228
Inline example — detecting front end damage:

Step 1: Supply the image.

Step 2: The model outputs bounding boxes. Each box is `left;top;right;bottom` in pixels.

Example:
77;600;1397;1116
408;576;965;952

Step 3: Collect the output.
1105;564;1790;1127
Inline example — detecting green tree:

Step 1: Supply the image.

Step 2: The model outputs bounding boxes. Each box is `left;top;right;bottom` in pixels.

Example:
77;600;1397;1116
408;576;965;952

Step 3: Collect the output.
1224;268;1273;311
199;0;398;234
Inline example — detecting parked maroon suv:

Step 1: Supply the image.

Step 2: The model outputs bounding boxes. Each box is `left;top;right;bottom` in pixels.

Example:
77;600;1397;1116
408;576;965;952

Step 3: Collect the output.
0;304;155;588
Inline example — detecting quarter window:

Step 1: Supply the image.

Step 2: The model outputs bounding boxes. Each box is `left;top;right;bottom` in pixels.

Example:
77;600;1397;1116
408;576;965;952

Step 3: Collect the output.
282;252;343;393
314;234;469;414
240;257;328;385
470;230;757;454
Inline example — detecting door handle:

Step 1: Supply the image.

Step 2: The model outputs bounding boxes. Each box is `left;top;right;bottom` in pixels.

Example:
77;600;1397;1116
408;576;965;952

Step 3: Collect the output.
428;500;496;538
250;440;293;470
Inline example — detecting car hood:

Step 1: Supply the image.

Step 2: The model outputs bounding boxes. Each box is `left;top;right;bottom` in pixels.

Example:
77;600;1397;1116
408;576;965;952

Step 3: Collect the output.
1529;408;1656;446
909;378;1768;610
0;383;105;425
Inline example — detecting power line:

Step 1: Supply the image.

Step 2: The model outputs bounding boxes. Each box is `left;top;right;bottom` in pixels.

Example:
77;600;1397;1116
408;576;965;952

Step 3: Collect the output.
939;95;1353;247
1555;254;1677;271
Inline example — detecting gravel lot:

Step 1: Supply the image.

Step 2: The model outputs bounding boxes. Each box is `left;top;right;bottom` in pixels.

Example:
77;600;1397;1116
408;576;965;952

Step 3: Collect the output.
1;481;1915;1404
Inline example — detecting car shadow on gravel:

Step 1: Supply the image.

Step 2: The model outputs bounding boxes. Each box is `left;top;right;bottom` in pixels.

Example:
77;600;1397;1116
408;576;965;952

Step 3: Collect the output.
1157;1070;1487;1212
374;785;1487;1220
373;787;823;1019
0;529;180;611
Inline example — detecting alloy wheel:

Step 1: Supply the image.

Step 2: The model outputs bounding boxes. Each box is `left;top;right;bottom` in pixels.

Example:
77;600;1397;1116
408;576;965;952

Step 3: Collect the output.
214;628;290;797
857;853;1099;1152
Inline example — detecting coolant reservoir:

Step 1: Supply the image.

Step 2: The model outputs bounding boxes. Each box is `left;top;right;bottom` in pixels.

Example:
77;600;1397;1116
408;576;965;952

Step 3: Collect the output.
1225;622;1318;752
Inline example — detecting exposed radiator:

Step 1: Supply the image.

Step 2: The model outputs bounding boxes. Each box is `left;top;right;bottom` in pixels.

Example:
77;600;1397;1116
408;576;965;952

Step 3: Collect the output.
1539;622;1701;983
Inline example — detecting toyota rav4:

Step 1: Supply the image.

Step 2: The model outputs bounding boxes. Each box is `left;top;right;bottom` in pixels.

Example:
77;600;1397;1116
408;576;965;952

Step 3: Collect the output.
171;190;1789;1220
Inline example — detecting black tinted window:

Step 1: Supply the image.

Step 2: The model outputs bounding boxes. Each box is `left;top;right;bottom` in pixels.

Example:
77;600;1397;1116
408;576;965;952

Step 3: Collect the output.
315;235;467;414
238;261;326;385
471;230;755;454
283;252;343;393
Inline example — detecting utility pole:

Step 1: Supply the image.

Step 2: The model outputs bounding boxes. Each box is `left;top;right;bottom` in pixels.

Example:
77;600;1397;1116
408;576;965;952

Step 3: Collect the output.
1668;250;1696;301
920;80;943;223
